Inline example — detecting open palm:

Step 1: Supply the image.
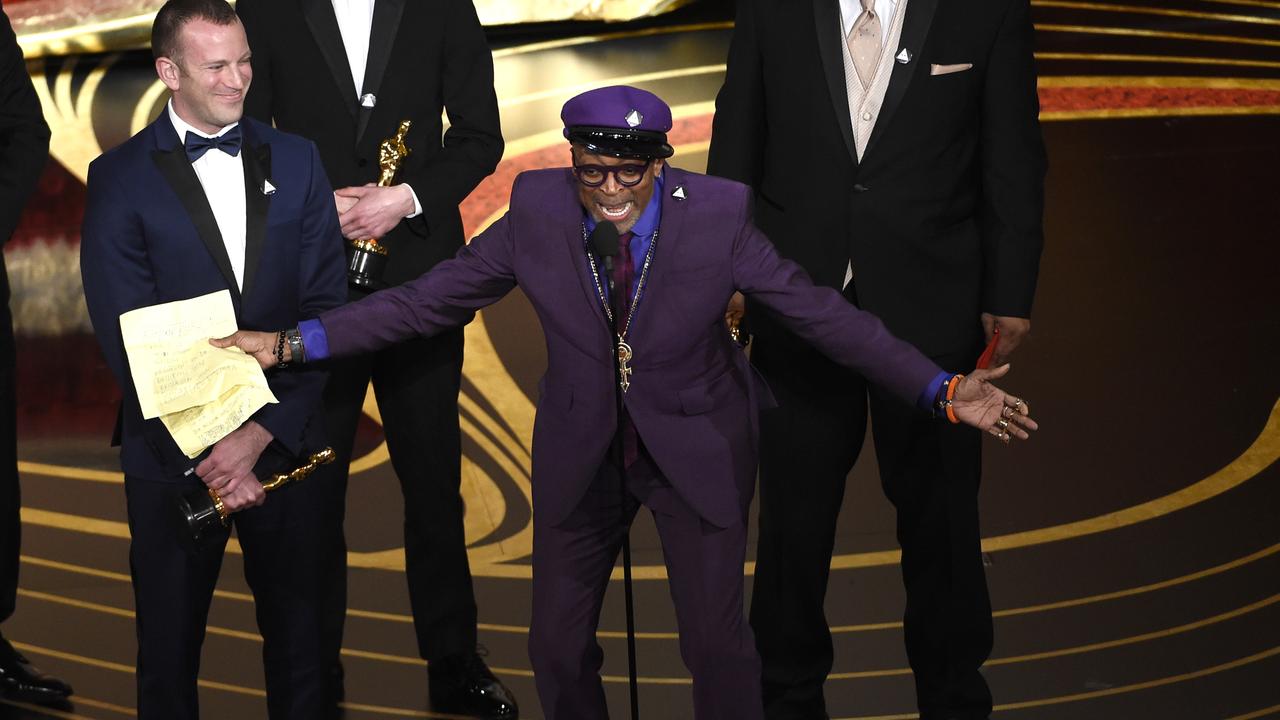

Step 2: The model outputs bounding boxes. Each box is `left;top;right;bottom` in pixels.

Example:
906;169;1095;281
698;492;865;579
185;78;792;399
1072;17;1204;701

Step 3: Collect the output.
951;364;1038;442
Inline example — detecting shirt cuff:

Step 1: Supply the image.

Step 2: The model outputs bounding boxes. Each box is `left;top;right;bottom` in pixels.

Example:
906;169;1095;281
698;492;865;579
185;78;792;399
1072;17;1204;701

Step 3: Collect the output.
918;371;953;414
403;183;422;219
298;319;330;362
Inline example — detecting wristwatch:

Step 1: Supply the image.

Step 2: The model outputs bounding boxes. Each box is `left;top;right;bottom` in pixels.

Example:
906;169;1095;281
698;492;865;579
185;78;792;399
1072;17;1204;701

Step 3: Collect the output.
285;327;305;364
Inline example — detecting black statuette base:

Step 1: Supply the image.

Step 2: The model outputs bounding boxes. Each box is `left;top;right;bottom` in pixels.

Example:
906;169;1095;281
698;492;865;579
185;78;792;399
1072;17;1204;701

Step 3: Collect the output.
346;240;389;290
176;488;229;552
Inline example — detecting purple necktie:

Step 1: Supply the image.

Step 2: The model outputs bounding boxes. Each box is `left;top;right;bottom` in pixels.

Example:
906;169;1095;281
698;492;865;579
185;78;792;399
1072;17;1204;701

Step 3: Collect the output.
611;231;635;310
610;232;640;467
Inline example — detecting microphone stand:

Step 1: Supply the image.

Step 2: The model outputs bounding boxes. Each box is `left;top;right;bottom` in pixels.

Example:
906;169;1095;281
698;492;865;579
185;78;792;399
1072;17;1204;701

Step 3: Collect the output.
600;254;641;720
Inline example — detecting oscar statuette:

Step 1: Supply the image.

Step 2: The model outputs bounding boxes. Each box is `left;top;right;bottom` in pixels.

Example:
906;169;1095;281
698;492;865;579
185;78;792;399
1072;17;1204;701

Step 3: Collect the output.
345;119;413;289
176;447;336;548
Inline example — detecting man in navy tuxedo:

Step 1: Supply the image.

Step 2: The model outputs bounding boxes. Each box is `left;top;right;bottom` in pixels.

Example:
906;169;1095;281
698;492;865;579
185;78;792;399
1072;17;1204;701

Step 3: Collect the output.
80;1;346;717
216;85;1037;719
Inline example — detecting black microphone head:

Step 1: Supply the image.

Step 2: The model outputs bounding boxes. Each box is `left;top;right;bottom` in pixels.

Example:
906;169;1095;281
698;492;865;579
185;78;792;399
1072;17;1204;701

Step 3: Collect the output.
588;222;620;259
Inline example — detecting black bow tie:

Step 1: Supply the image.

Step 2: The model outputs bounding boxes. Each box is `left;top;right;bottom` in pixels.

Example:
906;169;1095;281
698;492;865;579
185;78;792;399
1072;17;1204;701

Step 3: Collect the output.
184;125;243;163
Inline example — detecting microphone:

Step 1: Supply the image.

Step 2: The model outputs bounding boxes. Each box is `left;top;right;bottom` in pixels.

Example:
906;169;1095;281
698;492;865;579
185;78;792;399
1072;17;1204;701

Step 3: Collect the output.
588;222;619;278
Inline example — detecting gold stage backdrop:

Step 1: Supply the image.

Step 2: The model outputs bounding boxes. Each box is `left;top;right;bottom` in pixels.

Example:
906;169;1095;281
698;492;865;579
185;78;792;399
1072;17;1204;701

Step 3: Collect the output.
11;0;692;58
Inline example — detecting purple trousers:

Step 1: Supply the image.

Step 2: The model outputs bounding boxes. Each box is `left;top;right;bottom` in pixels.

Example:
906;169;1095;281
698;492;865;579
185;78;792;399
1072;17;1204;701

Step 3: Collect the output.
528;451;764;719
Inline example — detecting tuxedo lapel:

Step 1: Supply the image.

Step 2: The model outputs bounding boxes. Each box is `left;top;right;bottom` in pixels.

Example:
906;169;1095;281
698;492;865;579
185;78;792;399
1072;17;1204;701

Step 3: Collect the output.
240;124;273;301
357;0;405;143
150;117;241;301
865;0;938;155
813;0;858;166
300;0;358;119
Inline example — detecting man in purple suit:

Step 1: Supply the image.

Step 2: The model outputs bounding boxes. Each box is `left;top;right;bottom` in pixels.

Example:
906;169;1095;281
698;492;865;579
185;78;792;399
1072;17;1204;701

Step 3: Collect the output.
215;86;1036;719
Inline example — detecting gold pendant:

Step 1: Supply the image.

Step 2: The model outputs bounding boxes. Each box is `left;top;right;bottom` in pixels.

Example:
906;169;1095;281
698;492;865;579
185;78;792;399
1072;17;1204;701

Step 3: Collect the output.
616;340;633;393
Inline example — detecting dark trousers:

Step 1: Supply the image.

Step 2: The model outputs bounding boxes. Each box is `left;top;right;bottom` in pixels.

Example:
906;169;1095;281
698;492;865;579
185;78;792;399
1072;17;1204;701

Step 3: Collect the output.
528;452;763;720
316;328;475;666
751;328;992;720
125;473;331;720
0;300;18;625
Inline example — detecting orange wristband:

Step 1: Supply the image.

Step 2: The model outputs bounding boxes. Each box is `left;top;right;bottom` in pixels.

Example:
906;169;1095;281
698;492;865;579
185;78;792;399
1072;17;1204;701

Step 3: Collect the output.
944;374;963;424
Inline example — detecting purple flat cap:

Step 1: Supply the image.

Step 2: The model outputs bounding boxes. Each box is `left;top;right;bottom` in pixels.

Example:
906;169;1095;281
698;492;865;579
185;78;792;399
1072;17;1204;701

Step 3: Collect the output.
561;85;674;159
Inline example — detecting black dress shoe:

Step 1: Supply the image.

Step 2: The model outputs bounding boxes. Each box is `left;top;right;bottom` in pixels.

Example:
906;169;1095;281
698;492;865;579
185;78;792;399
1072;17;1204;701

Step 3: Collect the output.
0;635;73;704
428;649;518;719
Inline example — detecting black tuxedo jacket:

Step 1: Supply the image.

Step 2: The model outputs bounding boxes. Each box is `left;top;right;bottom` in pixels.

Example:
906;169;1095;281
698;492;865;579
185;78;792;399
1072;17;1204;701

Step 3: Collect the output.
708;0;1046;357
1;2;51;286
238;0;503;289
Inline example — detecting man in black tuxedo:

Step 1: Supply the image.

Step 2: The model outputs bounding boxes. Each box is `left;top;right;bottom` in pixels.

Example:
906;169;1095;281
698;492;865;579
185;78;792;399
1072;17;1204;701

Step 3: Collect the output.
708;0;1046;717
235;1;512;716
0;1;73;704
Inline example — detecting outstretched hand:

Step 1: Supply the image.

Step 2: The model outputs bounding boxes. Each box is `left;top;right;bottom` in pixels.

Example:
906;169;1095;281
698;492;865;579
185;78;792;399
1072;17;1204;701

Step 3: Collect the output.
950;364;1038;443
210;330;282;369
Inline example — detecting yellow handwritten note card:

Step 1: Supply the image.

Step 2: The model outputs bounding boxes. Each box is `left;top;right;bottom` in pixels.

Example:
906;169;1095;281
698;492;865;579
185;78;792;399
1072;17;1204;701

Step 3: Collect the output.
119;290;277;457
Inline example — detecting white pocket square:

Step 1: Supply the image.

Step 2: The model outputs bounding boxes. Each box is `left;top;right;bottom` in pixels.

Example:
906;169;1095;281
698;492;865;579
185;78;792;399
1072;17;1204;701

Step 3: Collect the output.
930;63;973;76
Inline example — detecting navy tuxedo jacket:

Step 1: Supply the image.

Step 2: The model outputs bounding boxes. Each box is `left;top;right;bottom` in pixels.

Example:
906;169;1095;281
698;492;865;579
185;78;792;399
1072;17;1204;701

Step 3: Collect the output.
317;166;942;528
81;113;348;481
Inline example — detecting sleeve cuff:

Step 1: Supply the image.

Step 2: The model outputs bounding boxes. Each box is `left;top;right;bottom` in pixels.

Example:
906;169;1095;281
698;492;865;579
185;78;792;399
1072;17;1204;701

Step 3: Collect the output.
404;183;423;219
918;371;953;414
298;318;330;362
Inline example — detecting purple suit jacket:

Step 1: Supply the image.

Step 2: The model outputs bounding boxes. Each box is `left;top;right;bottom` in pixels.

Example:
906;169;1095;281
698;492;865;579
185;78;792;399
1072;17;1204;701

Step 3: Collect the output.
319;167;942;528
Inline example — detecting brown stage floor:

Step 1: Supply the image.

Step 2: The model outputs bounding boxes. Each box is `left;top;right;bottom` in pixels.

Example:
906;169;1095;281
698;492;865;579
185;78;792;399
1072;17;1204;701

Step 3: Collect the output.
5;2;1280;718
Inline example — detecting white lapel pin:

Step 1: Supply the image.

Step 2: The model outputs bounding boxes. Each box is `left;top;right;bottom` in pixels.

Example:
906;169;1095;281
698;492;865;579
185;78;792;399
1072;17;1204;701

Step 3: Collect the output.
896;48;912;64
360;93;377;108
262;179;276;196
672;185;686;200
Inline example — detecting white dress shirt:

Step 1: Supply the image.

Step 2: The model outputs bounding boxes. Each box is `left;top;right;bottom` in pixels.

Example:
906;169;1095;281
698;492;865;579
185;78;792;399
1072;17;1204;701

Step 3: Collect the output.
331;0;375;98
839;0;898;46
330;0;422;218
168;101;248;290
